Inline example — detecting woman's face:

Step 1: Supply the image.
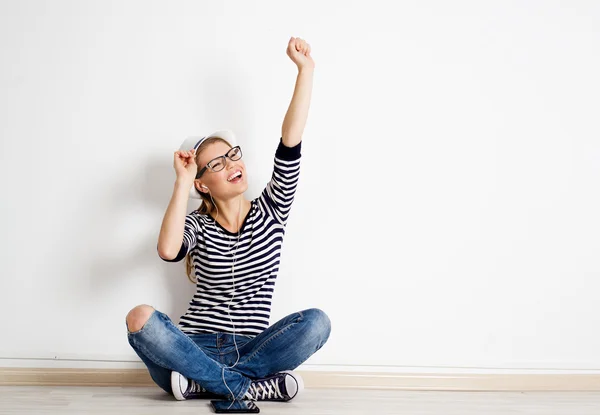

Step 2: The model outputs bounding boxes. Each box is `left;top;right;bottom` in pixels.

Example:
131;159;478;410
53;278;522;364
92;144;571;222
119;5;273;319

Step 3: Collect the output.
195;141;248;199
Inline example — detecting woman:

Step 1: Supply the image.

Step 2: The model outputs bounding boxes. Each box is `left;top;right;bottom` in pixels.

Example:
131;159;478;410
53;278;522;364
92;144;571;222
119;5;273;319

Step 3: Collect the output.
125;37;331;402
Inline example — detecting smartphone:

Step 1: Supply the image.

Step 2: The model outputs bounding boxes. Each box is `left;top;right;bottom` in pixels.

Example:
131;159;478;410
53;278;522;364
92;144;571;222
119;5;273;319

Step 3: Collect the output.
210;399;260;413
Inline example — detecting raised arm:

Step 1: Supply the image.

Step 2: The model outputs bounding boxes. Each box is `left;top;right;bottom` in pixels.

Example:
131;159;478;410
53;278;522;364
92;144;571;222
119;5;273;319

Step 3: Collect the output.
281;37;314;148
157;150;198;261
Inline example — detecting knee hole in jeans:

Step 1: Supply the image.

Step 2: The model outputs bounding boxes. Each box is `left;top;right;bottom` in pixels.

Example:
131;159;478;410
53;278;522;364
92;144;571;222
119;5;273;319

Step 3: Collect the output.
126;304;155;333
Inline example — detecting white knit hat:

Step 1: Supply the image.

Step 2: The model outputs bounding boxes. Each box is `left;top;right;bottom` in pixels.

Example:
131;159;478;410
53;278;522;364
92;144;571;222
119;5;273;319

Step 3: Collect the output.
179;130;237;199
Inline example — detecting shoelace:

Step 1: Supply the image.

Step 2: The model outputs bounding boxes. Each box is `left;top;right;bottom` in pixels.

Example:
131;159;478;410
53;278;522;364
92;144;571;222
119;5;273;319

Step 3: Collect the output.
247;378;284;400
188;380;206;394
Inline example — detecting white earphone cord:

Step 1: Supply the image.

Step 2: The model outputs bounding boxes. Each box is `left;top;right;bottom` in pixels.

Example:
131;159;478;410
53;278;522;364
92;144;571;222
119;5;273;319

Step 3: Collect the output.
208;191;243;401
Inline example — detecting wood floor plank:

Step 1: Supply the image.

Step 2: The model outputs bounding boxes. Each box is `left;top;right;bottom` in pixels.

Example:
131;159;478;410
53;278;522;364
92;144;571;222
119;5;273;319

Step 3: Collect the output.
1;387;600;414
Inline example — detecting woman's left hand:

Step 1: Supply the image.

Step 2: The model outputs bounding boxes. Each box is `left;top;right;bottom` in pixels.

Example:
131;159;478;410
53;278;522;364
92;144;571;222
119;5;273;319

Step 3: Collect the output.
286;37;314;71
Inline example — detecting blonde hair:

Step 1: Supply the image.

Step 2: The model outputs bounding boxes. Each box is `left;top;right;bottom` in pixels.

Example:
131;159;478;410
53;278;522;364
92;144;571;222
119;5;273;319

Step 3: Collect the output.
185;137;232;283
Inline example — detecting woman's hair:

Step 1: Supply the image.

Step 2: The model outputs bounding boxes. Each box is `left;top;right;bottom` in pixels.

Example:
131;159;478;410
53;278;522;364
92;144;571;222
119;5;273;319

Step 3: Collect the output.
184;136;233;283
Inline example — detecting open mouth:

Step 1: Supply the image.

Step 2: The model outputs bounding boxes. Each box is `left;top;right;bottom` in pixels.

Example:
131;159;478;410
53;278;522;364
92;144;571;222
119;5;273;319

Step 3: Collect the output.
227;170;243;184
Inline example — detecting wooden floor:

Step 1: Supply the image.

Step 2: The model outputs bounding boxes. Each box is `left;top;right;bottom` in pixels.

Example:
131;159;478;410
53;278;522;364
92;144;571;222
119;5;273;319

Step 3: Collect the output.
1;386;600;414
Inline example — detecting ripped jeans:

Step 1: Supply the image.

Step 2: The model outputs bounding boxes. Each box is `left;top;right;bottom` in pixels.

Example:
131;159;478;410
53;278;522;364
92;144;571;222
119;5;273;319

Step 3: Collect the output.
126;308;331;400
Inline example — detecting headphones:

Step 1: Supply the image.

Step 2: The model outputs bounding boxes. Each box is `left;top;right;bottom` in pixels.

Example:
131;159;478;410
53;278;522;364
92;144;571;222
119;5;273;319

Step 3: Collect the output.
207;190;243;402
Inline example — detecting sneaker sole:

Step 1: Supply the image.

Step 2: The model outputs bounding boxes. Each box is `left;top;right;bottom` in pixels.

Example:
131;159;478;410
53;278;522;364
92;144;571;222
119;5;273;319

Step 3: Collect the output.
171;371;186;401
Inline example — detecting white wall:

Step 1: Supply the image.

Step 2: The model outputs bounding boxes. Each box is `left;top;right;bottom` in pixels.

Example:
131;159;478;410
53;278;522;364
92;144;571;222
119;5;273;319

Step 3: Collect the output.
1;0;599;374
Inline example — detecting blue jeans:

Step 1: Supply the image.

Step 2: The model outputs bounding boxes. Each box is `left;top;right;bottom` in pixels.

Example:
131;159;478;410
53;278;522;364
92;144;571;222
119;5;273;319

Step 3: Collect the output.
126;308;331;400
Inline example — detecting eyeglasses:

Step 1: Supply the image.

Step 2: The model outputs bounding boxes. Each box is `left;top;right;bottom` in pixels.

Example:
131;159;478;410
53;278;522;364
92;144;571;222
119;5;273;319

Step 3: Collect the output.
196;146;243;179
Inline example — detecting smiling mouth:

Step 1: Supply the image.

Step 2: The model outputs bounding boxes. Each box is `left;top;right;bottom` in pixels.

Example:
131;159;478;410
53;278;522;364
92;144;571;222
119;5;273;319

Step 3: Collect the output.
227;170;243;183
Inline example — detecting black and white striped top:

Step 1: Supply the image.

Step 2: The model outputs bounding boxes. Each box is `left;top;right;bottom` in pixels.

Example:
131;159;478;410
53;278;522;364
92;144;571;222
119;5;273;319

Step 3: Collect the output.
161;138;301;337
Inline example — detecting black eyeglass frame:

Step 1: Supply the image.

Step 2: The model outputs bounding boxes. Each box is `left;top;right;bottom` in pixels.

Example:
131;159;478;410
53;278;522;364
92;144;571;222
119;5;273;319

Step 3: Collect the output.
195;146;243;179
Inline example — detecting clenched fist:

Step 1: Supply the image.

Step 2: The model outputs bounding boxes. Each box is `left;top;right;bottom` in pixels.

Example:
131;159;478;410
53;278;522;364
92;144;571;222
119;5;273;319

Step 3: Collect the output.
287;37;314;71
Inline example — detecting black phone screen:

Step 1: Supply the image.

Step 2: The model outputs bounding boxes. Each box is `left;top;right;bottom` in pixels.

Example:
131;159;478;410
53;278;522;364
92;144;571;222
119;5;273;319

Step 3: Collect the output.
210;399;260;413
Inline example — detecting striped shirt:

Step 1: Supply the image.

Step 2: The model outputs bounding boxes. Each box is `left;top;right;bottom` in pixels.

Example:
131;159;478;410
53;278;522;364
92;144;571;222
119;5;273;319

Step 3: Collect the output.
160;138;301;337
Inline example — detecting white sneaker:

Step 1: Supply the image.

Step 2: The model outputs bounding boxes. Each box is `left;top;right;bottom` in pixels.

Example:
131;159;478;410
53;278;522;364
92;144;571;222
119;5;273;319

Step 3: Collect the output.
170;371;221;401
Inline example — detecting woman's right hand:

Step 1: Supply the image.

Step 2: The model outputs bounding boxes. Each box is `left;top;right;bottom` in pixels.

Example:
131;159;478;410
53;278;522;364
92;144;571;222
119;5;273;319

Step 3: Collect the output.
173;149;198;183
